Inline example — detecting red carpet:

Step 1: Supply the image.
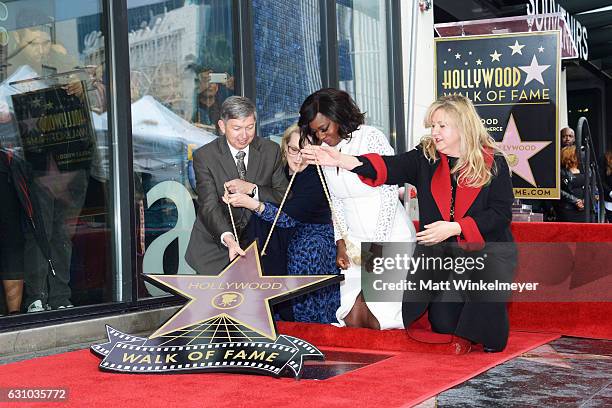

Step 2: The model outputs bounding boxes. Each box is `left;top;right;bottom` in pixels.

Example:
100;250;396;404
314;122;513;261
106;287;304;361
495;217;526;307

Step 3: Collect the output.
0;329;557;408
508;222;612;340
1;222;608;406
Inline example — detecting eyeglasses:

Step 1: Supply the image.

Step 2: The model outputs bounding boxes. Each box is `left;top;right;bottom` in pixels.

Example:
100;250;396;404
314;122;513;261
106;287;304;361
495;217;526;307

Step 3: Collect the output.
286;145;300;156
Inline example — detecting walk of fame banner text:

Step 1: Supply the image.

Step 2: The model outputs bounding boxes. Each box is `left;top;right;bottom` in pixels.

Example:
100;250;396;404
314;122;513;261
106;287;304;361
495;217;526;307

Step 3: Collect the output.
435;31;560;199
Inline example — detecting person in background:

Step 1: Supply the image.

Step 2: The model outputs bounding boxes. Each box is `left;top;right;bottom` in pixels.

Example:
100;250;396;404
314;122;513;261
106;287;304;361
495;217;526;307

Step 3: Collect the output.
303;94;516;353
0;149;25;315
557;145;589;222
194;70;222;132
7;9;88;311
224;124;340;323
525;126;577;221
194;69;234;135
603;149;612;223
297;88;415;330
560;127;576;148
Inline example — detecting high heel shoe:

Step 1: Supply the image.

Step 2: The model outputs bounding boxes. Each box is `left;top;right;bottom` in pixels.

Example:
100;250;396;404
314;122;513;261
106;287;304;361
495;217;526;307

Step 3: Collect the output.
449;336;472;355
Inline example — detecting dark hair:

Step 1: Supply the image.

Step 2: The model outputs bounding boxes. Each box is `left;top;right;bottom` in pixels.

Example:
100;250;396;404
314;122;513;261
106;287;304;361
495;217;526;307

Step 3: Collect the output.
297;88;365;147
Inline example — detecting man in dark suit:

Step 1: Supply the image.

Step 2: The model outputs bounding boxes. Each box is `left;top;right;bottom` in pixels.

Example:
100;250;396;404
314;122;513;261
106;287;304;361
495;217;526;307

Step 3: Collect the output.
185;96;288;275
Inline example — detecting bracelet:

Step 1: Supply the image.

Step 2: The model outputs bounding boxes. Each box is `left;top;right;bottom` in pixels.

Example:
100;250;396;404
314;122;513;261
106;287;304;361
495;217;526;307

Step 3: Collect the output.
255;202;264;214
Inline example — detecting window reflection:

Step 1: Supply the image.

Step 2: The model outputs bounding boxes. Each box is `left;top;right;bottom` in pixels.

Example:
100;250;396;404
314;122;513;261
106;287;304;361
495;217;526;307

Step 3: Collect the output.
123;0;234;297
252;0;322;140
337;0;390;135
0;1;114;316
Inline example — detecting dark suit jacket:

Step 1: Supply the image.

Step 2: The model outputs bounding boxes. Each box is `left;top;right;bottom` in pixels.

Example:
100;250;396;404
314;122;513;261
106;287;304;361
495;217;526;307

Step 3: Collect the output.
185;135;288;274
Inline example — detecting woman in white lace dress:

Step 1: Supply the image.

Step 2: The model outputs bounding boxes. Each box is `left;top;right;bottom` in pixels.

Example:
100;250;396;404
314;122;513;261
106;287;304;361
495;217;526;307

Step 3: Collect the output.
298;88;416;329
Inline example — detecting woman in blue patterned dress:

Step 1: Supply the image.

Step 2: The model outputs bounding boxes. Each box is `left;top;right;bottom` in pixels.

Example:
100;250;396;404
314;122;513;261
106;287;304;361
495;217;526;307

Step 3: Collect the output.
224;124;340;323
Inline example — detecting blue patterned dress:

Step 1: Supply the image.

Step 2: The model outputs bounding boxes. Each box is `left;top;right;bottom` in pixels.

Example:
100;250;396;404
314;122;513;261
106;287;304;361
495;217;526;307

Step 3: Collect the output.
255;167;340;323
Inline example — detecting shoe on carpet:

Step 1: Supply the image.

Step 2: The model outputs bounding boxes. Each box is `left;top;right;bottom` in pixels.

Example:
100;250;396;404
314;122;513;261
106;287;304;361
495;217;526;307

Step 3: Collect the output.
27;300;46;313
450;336;472;355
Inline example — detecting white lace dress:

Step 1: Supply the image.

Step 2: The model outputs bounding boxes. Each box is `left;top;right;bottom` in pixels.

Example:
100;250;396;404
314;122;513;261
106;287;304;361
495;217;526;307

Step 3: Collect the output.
322;125;416;329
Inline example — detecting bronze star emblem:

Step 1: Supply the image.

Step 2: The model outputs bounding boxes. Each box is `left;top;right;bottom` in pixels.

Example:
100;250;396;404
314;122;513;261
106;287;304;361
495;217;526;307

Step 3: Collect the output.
144;241;341;340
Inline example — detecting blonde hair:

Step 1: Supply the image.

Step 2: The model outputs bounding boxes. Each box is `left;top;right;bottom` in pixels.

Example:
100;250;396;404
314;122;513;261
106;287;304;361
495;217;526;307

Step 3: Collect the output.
281;123;300;163
421;94;505;188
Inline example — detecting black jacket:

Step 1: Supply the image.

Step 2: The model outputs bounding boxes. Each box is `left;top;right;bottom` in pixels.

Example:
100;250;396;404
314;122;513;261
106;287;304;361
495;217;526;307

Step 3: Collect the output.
559;167;585;210
354;146;514;243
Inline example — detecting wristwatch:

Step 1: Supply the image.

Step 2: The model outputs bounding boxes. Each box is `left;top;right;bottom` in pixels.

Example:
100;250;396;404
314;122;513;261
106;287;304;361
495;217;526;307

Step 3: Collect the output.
248;185;257;198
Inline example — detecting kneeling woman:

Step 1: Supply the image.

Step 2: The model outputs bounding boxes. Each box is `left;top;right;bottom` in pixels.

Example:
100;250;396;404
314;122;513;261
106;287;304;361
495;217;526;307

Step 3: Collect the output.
224;124;340;323
302;95;516;352
298;88;415;330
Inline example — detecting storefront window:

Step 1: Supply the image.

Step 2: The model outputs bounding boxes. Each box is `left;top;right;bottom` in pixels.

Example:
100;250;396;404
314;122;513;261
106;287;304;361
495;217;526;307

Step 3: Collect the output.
252;0;322;139
122;0;235;298
337;0;390;136
0;0;114;316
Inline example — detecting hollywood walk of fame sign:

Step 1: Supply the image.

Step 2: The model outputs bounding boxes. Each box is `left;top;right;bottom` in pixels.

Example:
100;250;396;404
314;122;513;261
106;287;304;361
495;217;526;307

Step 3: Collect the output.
435;31;560;199
11;81;96;173
91;242;343;378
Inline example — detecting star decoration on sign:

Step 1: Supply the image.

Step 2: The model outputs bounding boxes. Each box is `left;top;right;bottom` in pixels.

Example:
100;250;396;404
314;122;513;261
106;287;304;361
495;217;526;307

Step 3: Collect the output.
508;40;525;55
490;50;502;62
498;113;551;187
538;46;545;53
144;242;340;340
455;53;461;59
30;97;44;108
519;55;550;85
22;117;39;132
476;59;482;65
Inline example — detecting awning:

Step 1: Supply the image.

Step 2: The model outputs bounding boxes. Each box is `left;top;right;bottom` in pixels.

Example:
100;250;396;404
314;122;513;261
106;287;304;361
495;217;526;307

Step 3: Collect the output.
435;13;579;59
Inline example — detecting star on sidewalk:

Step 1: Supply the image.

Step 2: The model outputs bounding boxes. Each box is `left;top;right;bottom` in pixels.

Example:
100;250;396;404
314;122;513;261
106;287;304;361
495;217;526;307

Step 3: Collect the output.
144;242;341;340
508;40;525;55
490;50;502;62
519;55;550;85
498;113;551;187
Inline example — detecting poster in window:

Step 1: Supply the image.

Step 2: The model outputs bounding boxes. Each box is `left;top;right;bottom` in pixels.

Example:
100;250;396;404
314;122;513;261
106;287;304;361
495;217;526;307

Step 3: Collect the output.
12;81;95;173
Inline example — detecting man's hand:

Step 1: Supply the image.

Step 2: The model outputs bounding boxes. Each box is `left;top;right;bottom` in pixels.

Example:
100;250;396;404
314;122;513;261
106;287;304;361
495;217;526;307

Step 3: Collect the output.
64;80;84;98
224;179;256;195
223;192;259;211
336;239;350;270
223;234;246;261
416;221;462;245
